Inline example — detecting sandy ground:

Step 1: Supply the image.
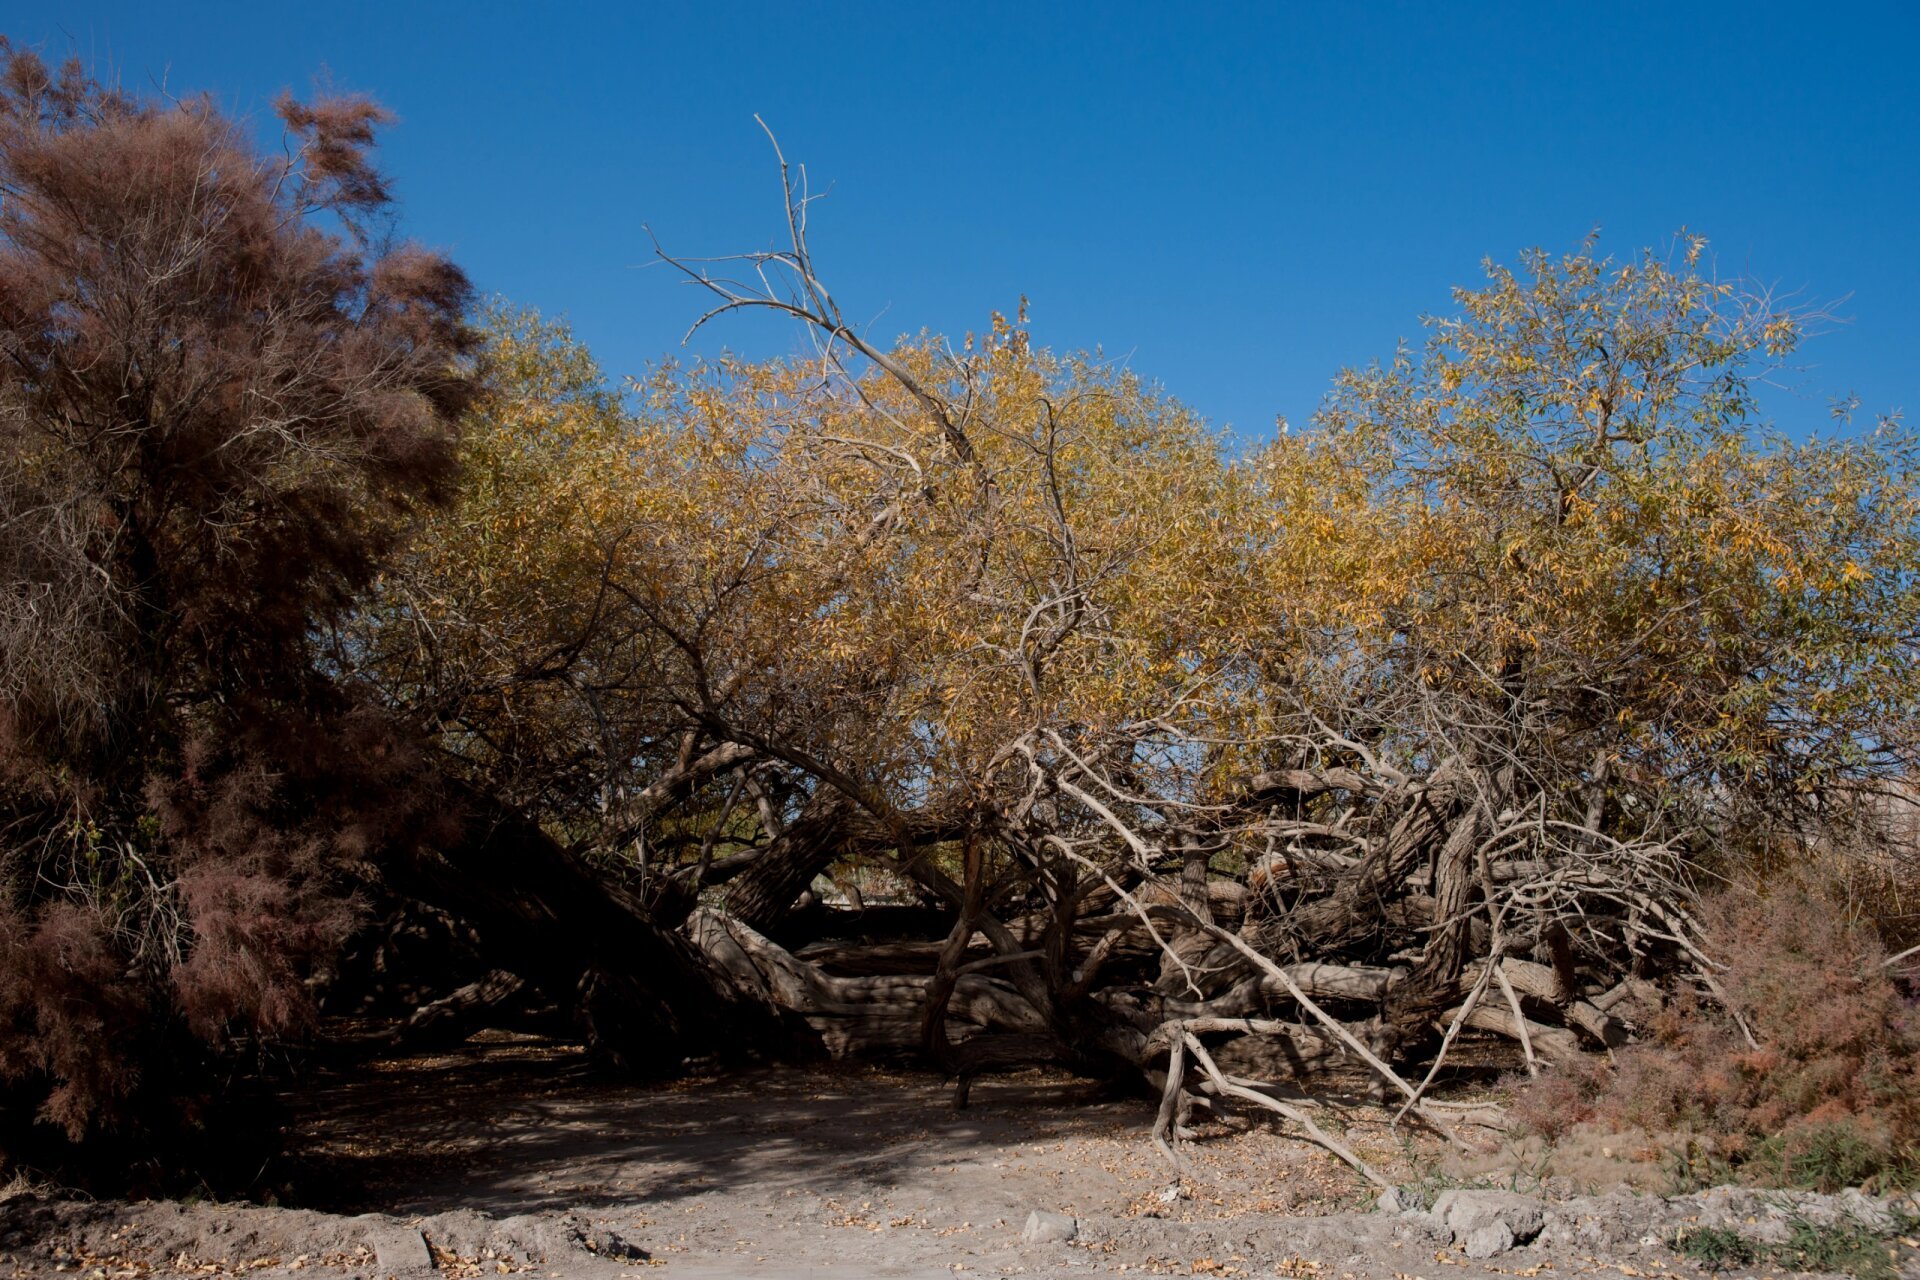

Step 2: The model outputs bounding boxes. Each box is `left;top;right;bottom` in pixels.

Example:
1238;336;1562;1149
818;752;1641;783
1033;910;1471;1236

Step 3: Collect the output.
3;1033;1916;1279
284;1032;1386;1221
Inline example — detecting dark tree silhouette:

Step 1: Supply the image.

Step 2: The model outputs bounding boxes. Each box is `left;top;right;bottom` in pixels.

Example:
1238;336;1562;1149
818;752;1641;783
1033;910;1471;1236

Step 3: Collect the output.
0;40;475;1163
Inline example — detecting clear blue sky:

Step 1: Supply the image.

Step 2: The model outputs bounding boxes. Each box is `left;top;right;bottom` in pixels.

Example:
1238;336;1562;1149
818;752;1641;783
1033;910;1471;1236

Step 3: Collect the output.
14;2;1919;442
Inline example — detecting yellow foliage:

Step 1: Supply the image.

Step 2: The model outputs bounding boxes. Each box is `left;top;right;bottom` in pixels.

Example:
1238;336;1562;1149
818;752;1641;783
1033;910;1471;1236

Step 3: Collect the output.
374;241;1920;845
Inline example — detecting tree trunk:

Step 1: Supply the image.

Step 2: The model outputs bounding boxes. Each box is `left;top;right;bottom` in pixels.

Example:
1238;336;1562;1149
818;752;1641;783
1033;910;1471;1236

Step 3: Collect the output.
388;786;797;1073
1412;803;1484;991
722;789;853;933
685;908;1044;1058
388;970;545;1049
1220;765;1469;977
1154;839;1217;993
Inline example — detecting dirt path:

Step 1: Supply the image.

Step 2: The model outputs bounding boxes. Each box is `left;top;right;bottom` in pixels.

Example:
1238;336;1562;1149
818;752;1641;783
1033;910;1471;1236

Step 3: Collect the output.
4;1034;1915;1278
283;1032;1377;1222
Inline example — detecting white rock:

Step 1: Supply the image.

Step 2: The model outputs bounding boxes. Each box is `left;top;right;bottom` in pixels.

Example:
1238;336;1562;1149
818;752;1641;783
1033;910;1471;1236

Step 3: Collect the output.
362;1223;432;1275
1021;1210;1079;1245
1463;1222;1516;1258
1376;1186;1421;1216
1430;1190;1546;1247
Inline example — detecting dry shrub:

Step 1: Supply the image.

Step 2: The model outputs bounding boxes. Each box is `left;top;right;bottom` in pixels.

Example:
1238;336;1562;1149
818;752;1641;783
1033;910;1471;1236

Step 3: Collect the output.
1512;882;1920;1190
172;859;355;1041
0;901;150;1141
1816;827;1920;958
0;39;472;1189
155;751;364;1042
1505;1058;1605;1143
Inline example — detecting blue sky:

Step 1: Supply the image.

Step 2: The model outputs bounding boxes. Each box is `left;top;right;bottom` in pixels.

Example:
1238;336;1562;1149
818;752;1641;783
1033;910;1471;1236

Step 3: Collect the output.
13;2;1918;443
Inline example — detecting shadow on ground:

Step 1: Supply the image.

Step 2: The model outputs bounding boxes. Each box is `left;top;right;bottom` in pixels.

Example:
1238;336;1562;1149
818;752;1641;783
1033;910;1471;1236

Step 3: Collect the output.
282;1032;1148;1217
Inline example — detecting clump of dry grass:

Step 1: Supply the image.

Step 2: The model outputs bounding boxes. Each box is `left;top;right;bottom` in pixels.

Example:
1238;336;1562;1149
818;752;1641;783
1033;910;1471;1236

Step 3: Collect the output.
0;1164;60;1201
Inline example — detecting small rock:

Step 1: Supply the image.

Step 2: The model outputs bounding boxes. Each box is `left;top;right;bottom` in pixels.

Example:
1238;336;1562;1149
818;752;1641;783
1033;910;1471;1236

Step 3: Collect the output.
577;1225;648;1260
1462;1222;1515;1258
1430;1190;1545;1248
1021;1210;1078;1245
360;1222;432;1276
1376;1187;1421;1216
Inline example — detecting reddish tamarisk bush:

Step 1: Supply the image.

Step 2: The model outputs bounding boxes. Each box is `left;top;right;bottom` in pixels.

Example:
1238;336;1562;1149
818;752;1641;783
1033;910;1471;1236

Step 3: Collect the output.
1511;881;1920;1190
0;38;474;1182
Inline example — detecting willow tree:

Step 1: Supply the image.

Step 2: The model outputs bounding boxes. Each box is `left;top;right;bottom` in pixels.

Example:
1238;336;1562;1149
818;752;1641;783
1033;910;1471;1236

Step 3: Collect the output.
398;180;1920;1108
1229;237;1920;1019
363;282;1258;1066
343;123;1920;1171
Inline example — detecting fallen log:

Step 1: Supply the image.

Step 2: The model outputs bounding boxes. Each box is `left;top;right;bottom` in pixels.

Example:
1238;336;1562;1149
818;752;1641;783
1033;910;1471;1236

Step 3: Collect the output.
1462;957;1629;1048
1161;964;1396;1018
795;938;969;976
1434;1002;1584;1064
386;786;795;1073
388;969;532;1049
685;908;1048;1055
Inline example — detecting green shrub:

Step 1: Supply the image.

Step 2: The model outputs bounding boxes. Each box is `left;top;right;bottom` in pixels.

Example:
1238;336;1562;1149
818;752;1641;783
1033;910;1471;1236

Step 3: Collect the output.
1776;1208;1917;1280
1673;1225;1757;1272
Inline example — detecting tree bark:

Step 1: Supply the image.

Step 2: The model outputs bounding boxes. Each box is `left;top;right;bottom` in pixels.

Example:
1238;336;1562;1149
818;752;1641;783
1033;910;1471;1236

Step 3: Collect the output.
1154;838;1217;993
388;970;540;1049
721;789;853;933
686;908;1045;1058
388;785;796;1073
1412;803;1484;991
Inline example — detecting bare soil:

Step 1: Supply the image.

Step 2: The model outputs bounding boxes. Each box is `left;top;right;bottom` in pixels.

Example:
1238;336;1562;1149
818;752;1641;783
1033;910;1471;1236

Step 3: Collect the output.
3;1033;1915;1279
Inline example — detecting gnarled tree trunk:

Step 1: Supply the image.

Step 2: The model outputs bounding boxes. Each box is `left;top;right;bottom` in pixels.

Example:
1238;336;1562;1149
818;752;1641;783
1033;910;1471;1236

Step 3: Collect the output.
387;784;798;1073
722;789;853;933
